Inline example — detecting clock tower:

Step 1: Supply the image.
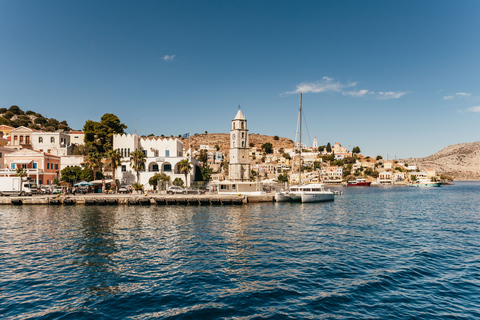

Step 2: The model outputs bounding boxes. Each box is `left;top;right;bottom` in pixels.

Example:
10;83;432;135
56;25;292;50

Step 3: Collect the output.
229;108;250;182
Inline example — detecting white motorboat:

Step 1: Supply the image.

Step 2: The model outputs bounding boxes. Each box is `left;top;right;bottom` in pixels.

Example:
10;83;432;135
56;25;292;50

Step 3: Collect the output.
275;183;334;203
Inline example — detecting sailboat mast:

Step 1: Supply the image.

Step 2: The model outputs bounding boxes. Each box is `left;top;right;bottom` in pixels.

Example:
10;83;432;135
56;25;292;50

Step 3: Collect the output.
298;92;302;186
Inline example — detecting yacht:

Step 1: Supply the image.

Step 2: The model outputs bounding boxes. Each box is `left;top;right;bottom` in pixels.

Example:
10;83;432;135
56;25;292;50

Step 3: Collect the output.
275;93;335;203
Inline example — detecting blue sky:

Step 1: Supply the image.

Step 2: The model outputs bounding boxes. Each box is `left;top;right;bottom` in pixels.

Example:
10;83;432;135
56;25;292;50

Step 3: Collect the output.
1;0;480;158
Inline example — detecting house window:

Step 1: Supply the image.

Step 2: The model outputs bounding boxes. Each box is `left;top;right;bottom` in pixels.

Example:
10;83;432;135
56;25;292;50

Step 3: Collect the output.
33;162;37;169
51;137;55;143
11;163;15;169
47;180;49;185
39;137;43;143
154;150;159;157
165;150;170;157
0;152;2;158
128;148;130;156
22;164;27;169
47;163;50;169
39;179;42;185
122;165;126;172
152;164;159;172
20;136;24;143
55;164;58;170
74;136;79;139
163;164;171;171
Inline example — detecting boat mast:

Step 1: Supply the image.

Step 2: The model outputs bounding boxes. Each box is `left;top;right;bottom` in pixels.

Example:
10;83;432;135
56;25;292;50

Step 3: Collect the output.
298;92;302;186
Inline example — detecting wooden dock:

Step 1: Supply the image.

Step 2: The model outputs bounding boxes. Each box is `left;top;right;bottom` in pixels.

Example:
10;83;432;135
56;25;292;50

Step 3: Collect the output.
1;194;276;206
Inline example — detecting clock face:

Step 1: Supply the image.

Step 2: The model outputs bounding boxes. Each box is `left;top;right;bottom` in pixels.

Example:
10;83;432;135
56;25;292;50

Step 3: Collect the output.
232;134;236;140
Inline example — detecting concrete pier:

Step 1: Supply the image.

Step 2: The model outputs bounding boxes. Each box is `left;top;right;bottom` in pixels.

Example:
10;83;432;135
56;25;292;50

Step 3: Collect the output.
0;193;275;206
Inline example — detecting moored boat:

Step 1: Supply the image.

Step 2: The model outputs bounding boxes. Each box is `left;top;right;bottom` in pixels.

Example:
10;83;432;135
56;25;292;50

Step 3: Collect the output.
275;183;335;203
407;179;442;187
347;177;371;186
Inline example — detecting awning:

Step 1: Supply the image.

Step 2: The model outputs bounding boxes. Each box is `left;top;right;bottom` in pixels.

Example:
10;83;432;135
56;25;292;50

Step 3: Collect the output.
74;181;93;186
90;179;114;184
11;160;33;164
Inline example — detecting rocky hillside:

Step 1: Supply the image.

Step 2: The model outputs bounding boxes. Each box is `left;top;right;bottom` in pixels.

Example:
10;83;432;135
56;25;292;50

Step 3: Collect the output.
182;133;294;153
402;141;480;180
0;105;71;132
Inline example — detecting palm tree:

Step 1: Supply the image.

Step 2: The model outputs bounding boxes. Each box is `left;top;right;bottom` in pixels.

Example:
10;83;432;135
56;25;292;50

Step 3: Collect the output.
105;149;122;190
130;150;146;183
15;167;28;179
178;159;192;187
85;152;103;181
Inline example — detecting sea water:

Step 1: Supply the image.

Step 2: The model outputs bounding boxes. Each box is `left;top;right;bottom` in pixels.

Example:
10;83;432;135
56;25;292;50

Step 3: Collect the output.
1;182;480;319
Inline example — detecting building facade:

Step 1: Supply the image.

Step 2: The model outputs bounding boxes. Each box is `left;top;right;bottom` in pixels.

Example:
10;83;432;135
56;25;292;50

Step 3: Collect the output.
2;149;60;185
228;109;250;182
113;134;196;188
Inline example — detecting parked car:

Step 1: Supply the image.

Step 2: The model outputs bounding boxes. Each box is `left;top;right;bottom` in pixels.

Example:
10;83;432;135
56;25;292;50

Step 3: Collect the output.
167;186;186;194
76;186;88;194
118;186;129;193
185;187;206;195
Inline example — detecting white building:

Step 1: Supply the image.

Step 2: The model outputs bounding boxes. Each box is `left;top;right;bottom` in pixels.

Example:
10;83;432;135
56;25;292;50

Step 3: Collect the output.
32;131;73;156
68;131;85;145
113;134;197;188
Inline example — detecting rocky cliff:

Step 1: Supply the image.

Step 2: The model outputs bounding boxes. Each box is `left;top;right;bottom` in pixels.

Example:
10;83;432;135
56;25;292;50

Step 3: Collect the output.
403;141;480;180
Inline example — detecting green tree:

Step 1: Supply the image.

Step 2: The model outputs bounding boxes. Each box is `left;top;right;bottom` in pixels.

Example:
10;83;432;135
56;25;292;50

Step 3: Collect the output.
283;153;291;160
178;158;192;187
326;142;332;153
8;105;23;115
215;145;220;151
273;135;279;140
200;164;213;181
376;155;383;160
129;150;146;184
83;113;127;153
85;152;103;181
173;177;184;187
60;166;82;187
149;173;161;190
261;142;273;154
249;142;254;147
198;149;208;163
105;149;122;190
15;168;28;178
352;146;361;154
277;174;288;183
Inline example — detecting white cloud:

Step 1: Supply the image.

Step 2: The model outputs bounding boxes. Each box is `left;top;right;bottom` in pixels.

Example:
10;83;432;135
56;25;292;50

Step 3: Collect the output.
286;77;408;100
377;91;408;99
467;106;480;112
287;78;356;94
163;55;175;61
343;89;370;97
443;92;471;100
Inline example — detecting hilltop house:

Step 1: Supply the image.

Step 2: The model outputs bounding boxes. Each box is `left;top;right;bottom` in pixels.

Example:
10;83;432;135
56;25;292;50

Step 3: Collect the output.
113;134;197;188
32;131;73;156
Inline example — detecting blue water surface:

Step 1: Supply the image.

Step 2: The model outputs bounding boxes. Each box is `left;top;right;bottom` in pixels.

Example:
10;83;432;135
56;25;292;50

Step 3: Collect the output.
1;182;480;319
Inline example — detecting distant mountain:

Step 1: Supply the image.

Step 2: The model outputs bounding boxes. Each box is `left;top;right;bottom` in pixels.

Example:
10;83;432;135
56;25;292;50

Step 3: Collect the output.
0;105;71;132
402;141;480;180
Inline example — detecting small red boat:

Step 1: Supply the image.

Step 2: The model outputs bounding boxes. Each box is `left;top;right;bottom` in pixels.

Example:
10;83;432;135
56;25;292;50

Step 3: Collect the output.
347;178;371;186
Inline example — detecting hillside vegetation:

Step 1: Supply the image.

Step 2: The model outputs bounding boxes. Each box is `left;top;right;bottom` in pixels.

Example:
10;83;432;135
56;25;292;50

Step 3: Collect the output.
0;105;71;132
182;133;294;153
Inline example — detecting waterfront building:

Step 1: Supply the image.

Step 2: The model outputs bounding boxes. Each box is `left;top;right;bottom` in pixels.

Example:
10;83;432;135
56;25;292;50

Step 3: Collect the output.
0;147;15;167
378;171;393;185
113;133;197;188
1;149;60;185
